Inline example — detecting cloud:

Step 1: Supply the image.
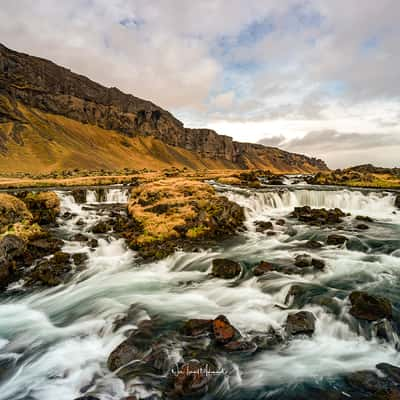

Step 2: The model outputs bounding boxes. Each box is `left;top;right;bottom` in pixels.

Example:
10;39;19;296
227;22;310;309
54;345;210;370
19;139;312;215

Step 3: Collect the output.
211;91;235;109
258;130;400;168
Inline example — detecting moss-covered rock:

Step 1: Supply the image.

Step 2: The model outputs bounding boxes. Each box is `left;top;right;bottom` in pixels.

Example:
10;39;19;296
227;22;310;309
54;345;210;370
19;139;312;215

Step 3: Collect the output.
0;193;32;229
17;191;60;224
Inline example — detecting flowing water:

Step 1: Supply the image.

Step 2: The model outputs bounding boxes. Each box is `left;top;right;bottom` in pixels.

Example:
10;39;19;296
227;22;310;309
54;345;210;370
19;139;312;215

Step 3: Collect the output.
0;184;400;399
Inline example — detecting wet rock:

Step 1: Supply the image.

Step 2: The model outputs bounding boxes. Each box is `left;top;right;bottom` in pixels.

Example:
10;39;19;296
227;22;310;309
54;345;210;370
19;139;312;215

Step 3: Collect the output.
73;396;100;400
266;230;276;236
91;221;111;234
376;363;400;384
276;219;286;226
255;221;273;233
0;234;25;261
285;226;298;236
88;238;98;248
305;240;323;249
181;319;213;337
356;215;374;223
294;254;313;268
291;206;346;225
286;311;316;336
223;340;257;353
311;258;325;270
252;330;283;350
27;237;63;259
395;195;400;209
326;234;347;246
211;259;241;279
171;360;211;397
267;177;285;185
285;285;307;305
76;218;85;226
107;340;139;372
19;191;60;225
72;252;88;266
71;189;86;204
312;295;341;314
345;370;391;394
349;291;392;321
356;223;369;230
374;320;396;342
212;315;239;344
253;261;274;276
72;233;89;242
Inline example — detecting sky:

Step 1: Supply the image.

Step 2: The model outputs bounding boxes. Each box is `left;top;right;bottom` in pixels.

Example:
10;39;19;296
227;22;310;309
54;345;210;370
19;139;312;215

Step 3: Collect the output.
1;0;399;168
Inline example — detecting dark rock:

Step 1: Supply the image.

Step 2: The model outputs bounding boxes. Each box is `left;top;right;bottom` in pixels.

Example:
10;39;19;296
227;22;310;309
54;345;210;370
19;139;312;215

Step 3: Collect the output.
72;233;89;242
395;195;400;209
71;189;86;204
294;254;313;268
376;363;400;384
267;177;285;185
286;311;316;336
0;235;25;261
107;340;139;372
266;230;276;236
181;319;213;337
171;360;211;397
27;237;63;259
223;340;257;353
91;221;111;234
291;206;346;225
285;285;307;305
75;218;85;226
345;370;391;394
326;234;347;245
211;259;241;279
305;240;323;249
19;191;60;225
356;215;374;223
285;226;298;236
253;261;274;276
356;223;369;230
88;238;98;248
276;219;286;226
252;330;283;350
73;396;100;400
349;291;392;321
212;315;239;344
311;258;325;270
255;220;273;232
72;252;88;266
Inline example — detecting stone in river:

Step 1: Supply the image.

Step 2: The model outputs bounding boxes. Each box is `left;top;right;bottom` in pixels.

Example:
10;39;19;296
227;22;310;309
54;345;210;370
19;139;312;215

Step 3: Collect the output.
211;259;241;279
212;315;239;344
285;311;316;336
326;234;347;245
349;291;392;321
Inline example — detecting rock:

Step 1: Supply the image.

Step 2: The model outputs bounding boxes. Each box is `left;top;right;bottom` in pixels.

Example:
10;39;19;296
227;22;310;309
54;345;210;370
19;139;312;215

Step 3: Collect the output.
223;340;257;353
285;285;307;305
253;261;274;276
311;258;325;270
294;254;313;268
72;233;89;242
252;330;283;350
276;219;286;226
211;259;241;279
291;206;346;225
255;221;273;232
212;315;239;344
356;215;374;223
171;360;211;397
305;240;323;249
345;370;391;394
267;177;285;185
18;191;60;225
73;396;100;400
326;234;347;246
0;193;32;227
88;238;98;248
0;235;25;261
181;319;213;337
72;252;88;266
27;237;63;259
376;363;400;384
91;221;111;234
395;195;400;209
286;311;316;336
75;218;85;226
349;291;392;321
107;340;139;372
71;189;86;204
356;223;369;230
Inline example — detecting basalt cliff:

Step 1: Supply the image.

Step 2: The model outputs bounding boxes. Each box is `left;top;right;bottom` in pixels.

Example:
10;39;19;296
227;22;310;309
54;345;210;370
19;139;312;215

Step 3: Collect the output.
0;43;328;173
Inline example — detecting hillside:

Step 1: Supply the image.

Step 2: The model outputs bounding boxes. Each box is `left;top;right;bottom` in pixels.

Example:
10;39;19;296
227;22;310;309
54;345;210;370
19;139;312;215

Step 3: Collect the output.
0;43;328;174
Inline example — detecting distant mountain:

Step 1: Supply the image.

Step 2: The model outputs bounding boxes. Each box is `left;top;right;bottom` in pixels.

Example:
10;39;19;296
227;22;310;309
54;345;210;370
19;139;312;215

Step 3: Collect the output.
0;43;328;173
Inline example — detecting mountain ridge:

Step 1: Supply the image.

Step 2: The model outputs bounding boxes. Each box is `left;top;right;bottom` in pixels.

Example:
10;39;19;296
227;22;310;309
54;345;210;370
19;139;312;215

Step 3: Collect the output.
0;43;328;173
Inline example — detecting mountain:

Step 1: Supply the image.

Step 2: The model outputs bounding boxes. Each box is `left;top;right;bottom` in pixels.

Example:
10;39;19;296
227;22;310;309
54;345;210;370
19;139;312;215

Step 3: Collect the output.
0;43;328;174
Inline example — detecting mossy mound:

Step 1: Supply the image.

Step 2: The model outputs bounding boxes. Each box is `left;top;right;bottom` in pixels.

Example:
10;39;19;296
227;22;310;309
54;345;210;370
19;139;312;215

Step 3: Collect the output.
0;193;32;229
125;179;245;259
17;191;60;224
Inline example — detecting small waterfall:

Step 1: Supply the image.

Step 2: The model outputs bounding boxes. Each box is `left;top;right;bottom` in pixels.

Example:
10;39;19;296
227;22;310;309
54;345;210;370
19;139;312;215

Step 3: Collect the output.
226;188;397;218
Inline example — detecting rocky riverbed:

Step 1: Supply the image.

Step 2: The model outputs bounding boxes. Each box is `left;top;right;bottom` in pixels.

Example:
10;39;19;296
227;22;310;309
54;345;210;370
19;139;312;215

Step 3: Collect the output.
0;179;400;399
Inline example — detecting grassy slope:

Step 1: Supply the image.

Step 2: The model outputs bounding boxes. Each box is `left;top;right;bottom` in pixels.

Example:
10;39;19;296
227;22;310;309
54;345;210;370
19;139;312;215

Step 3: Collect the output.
0;102;236;173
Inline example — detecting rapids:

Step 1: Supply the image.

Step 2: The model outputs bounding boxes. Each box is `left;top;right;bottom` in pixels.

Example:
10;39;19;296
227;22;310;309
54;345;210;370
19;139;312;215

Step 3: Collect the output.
0;184;399;399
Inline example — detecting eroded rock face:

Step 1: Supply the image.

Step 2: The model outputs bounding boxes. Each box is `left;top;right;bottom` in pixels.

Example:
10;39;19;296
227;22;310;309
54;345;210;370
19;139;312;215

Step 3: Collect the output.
349;291;392;321
211;259;241;279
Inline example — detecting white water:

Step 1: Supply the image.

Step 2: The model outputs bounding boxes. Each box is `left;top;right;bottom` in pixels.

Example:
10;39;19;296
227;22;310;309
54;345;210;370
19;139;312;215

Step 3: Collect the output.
0;186;399;399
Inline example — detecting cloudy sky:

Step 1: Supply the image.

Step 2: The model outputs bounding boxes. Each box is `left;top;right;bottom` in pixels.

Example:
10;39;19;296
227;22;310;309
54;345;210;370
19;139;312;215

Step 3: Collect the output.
1;0;399;168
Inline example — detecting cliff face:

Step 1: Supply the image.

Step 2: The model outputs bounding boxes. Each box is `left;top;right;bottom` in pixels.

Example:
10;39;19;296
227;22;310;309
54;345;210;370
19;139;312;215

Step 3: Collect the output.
0;43;328;172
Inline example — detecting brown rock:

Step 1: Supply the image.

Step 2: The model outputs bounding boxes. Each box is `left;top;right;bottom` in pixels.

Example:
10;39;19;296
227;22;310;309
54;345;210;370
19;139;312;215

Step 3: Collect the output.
349;291;392;321
211;259;241;279
212;315;238;344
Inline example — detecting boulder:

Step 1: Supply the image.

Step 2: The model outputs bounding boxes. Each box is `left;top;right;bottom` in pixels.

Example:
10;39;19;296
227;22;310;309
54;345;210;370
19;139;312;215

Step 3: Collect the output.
395;195;400;209
356;215;374;223
0;234;25;261
212;315;239;344
304;240;323;249
27;237;63;259
18;191;60;225
107;340;139;372
345;370;391;394
91;221;111;234
253;261;274;276
349;291;392;321
0;193;32;228
294;254;313;268
326;234;347;246
291;206;346;226
211;259;241;279
181;319;213;337
376;363;400;384
286;311;316;336
356;223;369;230
276;219;286;226
311;258;325;270
72;252;88;266
223;340;257;353
71;233;89;242
255;221;273;232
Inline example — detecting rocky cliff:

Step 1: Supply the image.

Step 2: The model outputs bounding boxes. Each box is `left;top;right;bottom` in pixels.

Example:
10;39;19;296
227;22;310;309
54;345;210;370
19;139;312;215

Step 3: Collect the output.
0;43;328;172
